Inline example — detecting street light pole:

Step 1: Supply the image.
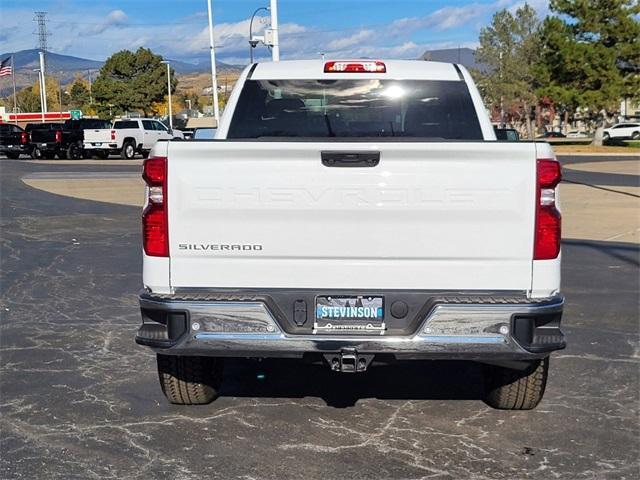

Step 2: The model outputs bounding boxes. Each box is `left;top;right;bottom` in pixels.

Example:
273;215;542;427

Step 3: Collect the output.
160;61;173;130
249;7;269;63
269;0;280;61
34;69;45;122
38;51;47;115
206;0;220;125
87;69;93;105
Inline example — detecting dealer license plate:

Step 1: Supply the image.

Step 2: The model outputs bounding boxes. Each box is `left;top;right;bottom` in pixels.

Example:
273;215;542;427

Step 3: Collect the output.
314;296;385;334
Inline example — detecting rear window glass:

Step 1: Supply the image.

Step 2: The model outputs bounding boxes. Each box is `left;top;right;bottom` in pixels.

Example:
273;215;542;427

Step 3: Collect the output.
83;119;111;129
228;79;483;139
114;121;138;129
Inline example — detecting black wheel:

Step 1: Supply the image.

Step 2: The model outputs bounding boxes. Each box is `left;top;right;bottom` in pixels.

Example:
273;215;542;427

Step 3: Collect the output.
31;147;42;159
95;150;109;159
632;131;640;140
603;132;610;143
483;357;549;410
67;142;83;160
121;141;136;159
157;355;224;405
5;152;20;159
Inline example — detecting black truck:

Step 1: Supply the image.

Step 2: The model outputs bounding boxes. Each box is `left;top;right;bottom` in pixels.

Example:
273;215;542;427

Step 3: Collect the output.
26;119;111;159
0;123;31;159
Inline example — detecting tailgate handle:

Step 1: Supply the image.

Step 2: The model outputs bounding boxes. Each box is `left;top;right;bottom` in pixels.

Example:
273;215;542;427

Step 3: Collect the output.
321;151;380;168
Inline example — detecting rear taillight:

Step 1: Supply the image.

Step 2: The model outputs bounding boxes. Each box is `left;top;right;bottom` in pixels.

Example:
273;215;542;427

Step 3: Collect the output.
142;156;168;257
20;132;28;144
111;130;116;141
534;159;562;260
55;130;62;143
324;61;386;73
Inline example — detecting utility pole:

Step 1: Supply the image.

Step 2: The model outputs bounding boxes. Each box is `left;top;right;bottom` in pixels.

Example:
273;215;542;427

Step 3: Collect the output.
38;51;47;115
206;0;220;125
87;69;93;105
160;61;173;129
499;51;504;128
11;55;17;113
269;0;280;61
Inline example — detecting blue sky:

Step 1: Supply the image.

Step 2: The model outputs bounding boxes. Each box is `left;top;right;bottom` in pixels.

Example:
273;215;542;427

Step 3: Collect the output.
0;0;550;65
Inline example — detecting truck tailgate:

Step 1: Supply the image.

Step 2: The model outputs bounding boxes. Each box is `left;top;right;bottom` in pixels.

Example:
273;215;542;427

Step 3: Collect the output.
84;129;112;143
167;141;536;290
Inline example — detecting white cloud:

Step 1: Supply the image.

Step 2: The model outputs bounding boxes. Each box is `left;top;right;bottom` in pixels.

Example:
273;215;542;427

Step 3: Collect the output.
327;30;374;50
86;9;129;35
0;0;549;66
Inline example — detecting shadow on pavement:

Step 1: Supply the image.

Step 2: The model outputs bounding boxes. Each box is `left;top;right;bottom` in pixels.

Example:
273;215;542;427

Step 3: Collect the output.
219;358;485;408
563;239;640;267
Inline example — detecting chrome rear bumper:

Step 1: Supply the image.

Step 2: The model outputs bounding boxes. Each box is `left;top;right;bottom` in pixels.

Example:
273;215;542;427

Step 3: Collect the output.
136;291;565;360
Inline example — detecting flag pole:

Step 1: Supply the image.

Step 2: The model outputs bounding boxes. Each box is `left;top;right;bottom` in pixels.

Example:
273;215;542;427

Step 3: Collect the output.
11;55;18;114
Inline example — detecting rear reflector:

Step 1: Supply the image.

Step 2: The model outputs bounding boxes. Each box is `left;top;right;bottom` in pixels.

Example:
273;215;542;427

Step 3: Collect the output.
55;130;62;143
142;156;168;257
534;159;562;260
324;61;386;73
142;203;168;257
111;130;116;141
20;132;28;144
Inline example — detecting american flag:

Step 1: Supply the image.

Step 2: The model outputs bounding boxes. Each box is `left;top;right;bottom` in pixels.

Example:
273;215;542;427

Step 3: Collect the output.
0;57;12;77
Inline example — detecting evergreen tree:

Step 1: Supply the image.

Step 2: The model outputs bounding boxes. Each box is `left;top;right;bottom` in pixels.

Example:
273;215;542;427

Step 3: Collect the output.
92;47;177;117
535;0;640;143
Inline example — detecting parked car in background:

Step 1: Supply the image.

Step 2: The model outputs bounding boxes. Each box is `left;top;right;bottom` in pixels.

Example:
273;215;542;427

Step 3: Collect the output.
86;118;185;159
566;130;589;138
538;131;566;139
603;123;640;142
25;122;84;159
191;127;217;139
494;127;520;141
61;118;112;159
0;123;31;159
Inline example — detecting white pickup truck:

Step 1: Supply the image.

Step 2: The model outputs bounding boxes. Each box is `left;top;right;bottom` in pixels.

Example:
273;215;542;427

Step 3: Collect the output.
83;118;183;159
136;60;565;409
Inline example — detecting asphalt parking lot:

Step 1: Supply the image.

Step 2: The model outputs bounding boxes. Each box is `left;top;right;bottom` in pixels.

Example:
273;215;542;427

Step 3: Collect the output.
1;154;639;479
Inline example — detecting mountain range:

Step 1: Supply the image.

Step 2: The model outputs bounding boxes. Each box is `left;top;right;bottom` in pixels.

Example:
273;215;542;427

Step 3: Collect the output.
0;49;240;95
1;48;484;97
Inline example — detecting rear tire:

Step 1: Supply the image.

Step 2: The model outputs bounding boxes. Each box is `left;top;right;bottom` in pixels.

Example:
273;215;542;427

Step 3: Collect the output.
121;141;136;159
67;142;83;160
157;355;224;405
483;357;549;410
31;147;42;159
632;131;640;140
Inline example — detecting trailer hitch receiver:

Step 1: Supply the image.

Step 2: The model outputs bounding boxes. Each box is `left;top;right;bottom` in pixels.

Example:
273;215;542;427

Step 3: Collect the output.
324;348;374;373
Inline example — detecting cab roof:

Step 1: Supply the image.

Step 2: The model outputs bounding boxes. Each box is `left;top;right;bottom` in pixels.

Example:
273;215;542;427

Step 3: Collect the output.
250;59;464;81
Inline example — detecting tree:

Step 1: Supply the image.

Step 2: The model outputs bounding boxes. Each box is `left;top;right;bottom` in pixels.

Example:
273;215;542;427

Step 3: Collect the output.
14;86;41;113
474;3;543;137
92;47;177;118
31;77;64;112
68;78;91;110
535;0;640;144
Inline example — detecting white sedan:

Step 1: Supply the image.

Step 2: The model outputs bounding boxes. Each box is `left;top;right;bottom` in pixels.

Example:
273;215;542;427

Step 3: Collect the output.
603;123;640;142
